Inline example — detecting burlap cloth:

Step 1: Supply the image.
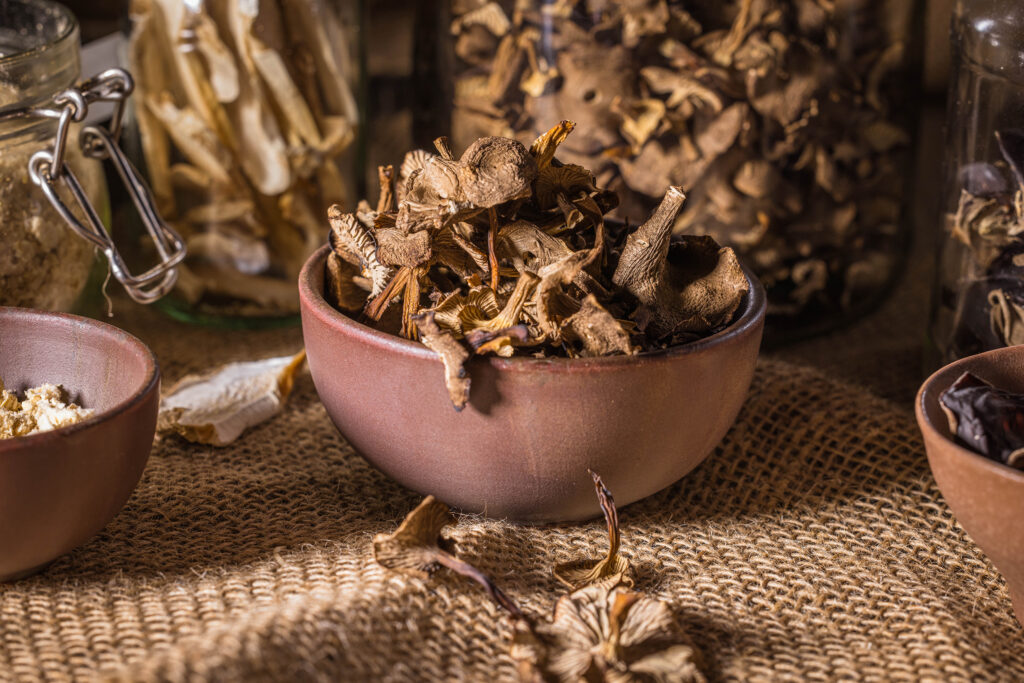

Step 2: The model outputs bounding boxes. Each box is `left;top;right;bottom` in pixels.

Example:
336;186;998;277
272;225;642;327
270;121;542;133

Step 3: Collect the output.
5;118;1024;680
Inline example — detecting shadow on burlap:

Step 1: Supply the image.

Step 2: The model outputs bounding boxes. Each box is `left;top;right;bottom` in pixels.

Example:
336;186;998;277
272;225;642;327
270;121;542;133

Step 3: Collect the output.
1;300;1022;683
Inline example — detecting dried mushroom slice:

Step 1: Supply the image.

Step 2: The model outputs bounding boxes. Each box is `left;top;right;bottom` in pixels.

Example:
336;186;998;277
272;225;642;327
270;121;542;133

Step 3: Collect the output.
157;351;306;446
554;472;634;590
414;312;472;411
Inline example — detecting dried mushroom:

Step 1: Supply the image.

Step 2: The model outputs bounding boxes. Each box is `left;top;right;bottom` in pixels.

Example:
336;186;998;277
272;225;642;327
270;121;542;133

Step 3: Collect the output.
157;351;306;446
940;372;1024;471
373;477;706;683
935;130;1024;361
129;0;359;317
516;582;705;683
449;0;913;327
553;472;633;590
372;496;523;617
323;125;748;408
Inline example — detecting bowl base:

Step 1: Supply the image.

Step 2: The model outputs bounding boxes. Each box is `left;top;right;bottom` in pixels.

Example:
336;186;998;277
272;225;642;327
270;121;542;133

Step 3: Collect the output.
0;560;54;583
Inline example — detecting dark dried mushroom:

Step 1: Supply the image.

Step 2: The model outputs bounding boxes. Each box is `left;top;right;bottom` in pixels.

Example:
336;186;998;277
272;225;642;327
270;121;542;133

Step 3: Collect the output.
614;188;749;341
939;372;1024;470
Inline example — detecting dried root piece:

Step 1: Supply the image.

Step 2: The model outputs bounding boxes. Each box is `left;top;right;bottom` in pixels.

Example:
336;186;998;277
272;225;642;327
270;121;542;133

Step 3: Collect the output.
413;312;472;411
554;472;633;590
129;0;359;316
157;351;306;446
373;496;523;617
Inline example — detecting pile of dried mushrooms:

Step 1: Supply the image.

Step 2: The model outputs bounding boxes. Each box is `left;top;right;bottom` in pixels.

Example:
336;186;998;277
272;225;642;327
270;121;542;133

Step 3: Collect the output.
448;0;912;322
129;0;359;316
324;123;749;409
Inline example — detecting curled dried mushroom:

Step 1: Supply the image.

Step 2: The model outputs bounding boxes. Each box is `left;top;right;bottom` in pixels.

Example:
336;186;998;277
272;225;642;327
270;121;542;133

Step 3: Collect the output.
324;124;749;408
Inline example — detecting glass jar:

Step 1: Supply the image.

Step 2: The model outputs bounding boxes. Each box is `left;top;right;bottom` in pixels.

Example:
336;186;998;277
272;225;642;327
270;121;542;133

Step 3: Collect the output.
128;0;364;327
929;0;1024;364
0;0;107;312
444;0;920;341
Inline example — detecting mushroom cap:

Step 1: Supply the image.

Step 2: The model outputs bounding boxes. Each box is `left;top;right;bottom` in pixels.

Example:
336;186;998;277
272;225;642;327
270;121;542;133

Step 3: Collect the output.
458;136;539;207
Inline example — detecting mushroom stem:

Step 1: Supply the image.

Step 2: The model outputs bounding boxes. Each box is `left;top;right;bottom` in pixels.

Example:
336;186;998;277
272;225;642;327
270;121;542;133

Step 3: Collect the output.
365;266;410;321
434;551;524;619
611;186;686;306
488;206;501;291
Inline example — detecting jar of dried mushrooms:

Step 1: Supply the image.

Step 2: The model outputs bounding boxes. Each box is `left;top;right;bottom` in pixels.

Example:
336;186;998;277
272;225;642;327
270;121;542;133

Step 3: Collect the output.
128;0;362;325
930;0;1024;363
0;0;108;312
445;0;920;340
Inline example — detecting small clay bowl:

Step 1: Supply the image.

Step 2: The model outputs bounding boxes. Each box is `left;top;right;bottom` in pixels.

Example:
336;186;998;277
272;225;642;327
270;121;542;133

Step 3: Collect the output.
0;307;159;580
916;346;1024;625
300;246;765;522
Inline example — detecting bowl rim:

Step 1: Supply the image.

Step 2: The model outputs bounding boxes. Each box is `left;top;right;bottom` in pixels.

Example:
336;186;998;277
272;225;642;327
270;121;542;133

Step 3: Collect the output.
916;345;1024;484
299;244;766;371
0;307;160;452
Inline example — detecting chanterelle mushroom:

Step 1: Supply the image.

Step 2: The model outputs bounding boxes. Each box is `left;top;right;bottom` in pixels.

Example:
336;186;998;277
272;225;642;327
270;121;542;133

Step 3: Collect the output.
373;495;523;617
613;187;749;341
553;472;634;590
516;582;706;683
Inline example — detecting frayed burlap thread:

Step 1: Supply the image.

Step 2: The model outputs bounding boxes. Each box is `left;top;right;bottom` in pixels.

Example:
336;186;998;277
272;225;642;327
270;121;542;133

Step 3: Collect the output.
0;306;1022;682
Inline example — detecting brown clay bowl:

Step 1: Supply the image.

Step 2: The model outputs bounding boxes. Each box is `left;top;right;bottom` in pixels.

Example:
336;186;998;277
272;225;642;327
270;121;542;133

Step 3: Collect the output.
300;245;765;522
0;307;159;580
917;346;1024;625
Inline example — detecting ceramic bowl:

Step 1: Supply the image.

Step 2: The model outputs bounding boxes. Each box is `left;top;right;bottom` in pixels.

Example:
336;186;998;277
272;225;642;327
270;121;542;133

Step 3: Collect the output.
0;307;159;580
916;346;1024;625
300;245;765;522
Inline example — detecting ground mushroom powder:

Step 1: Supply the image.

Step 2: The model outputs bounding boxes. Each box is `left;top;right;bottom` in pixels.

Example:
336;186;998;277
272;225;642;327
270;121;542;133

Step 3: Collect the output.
0;377;94;439
0;81;100;311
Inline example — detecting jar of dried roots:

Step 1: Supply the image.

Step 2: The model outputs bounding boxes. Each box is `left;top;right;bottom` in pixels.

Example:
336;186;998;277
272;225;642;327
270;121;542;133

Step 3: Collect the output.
930;0;1024;364
445;0;921;341
128;0;363;326
0;0;108;312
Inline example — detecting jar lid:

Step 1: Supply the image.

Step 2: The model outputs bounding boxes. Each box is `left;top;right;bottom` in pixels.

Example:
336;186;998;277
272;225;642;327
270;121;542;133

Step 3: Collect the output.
955;0;1024;79
0;0;80;111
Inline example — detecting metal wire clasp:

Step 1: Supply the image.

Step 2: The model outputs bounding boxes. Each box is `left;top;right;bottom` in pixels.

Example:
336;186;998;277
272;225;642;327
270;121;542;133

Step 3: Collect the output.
10;68;186;304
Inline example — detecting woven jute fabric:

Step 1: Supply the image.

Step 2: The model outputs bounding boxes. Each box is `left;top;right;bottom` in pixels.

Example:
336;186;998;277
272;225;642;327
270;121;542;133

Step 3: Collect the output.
2;290;1023;682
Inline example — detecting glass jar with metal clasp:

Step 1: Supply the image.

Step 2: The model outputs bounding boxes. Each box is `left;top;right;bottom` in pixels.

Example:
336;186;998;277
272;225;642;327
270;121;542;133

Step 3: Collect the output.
0;0;185;311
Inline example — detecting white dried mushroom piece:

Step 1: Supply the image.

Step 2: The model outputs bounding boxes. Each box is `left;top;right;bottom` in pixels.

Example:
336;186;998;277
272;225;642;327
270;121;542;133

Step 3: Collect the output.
158;351;306;446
